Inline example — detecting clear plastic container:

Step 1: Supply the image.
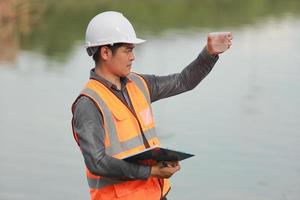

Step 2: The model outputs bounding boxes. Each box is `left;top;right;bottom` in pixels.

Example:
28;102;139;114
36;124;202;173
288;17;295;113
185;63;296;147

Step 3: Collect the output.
208;32;232;53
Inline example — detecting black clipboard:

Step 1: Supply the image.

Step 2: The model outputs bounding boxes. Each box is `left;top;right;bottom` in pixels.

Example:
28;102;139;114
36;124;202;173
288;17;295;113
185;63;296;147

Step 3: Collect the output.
123;146;194;165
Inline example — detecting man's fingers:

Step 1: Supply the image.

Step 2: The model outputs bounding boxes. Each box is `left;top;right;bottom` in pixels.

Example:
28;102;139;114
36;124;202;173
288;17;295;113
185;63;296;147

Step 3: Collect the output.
228;41;232;48
172;165;180;172
207;31;233;55
227;32;233;40
164;161;179;167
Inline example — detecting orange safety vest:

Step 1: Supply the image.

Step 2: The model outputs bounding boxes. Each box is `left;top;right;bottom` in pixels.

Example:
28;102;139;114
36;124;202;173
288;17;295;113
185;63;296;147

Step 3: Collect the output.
71;72;171;200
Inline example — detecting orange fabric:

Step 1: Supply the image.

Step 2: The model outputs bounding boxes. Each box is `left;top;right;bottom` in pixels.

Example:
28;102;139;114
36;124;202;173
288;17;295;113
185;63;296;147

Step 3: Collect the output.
74;74;171;200
112;138;160;159
90;178;161;200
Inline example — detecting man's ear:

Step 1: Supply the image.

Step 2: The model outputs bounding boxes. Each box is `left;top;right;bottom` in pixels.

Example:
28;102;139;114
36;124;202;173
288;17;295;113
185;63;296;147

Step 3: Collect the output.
100;46;111;61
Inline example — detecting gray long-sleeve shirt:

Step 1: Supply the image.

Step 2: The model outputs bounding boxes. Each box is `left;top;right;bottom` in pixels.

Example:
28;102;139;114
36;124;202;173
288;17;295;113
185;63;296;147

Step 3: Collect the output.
72;47;219;180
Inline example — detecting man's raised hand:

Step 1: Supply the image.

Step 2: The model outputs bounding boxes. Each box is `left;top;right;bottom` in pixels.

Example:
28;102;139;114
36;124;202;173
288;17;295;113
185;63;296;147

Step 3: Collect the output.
206;32;233;56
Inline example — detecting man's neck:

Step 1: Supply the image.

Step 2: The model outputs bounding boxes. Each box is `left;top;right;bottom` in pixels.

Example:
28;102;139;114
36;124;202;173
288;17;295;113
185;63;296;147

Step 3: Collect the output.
95;65;121;90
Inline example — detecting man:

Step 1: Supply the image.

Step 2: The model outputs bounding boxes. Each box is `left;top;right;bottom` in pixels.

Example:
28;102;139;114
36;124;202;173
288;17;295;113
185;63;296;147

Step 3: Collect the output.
71;11;232;200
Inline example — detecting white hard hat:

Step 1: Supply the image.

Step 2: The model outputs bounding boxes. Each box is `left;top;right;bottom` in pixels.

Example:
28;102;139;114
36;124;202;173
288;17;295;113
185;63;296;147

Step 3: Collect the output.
85;11;145;56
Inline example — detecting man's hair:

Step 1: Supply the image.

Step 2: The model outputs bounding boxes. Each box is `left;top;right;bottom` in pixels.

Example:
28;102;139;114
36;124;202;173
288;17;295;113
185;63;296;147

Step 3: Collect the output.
92;43;125;65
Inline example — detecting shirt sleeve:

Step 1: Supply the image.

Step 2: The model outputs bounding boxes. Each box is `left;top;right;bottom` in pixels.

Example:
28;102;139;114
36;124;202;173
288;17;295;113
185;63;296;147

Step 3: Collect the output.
72;96;151;180
140;47;219;102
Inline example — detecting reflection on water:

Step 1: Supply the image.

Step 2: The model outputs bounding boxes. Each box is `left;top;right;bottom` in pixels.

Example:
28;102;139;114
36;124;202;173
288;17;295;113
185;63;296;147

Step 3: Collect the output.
0;1;300;200
0;0;300;62
0;0;44;63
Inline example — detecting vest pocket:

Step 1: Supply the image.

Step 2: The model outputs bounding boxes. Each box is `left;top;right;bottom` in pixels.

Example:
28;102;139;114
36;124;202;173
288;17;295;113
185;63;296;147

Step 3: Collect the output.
111;111;140;142
113;178;161;198
113;180;147;197
111;108;128;121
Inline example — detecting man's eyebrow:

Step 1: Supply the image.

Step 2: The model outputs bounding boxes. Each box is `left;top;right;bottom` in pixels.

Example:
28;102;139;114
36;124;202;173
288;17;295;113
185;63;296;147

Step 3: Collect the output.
127;45;135;49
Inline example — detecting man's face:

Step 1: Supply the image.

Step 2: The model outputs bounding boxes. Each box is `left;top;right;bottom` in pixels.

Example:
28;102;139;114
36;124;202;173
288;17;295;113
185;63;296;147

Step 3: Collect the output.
107;43;135;77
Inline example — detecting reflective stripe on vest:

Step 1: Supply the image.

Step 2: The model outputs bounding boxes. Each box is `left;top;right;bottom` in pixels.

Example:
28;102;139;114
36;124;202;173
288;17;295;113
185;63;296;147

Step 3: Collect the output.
127;73;151;104
87;177;123;189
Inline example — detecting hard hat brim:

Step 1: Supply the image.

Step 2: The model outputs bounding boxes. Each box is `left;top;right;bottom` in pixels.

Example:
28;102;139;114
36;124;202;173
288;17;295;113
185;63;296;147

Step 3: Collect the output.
85;38;146;48
131;38;146;44
86;37;146;56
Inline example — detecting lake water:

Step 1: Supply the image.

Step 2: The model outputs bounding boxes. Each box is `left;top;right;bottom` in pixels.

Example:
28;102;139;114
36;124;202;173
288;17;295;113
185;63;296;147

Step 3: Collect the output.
0;14;300;200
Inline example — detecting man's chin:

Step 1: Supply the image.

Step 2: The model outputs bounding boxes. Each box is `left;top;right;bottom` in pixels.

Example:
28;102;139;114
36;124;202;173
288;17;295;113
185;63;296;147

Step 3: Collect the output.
123;69;131;77
124;72;131;77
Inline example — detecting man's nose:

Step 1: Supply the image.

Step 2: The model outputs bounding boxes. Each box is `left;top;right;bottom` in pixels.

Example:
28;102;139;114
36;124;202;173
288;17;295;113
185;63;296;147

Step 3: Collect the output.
130;52;135;61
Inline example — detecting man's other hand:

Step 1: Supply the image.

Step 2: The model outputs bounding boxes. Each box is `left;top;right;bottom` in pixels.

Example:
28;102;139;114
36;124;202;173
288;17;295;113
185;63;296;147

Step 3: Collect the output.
207;32;233;56
150;161;180;179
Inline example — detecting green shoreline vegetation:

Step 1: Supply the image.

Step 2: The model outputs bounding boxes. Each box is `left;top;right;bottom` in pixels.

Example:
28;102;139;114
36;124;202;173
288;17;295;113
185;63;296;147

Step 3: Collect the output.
4;0;300;60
